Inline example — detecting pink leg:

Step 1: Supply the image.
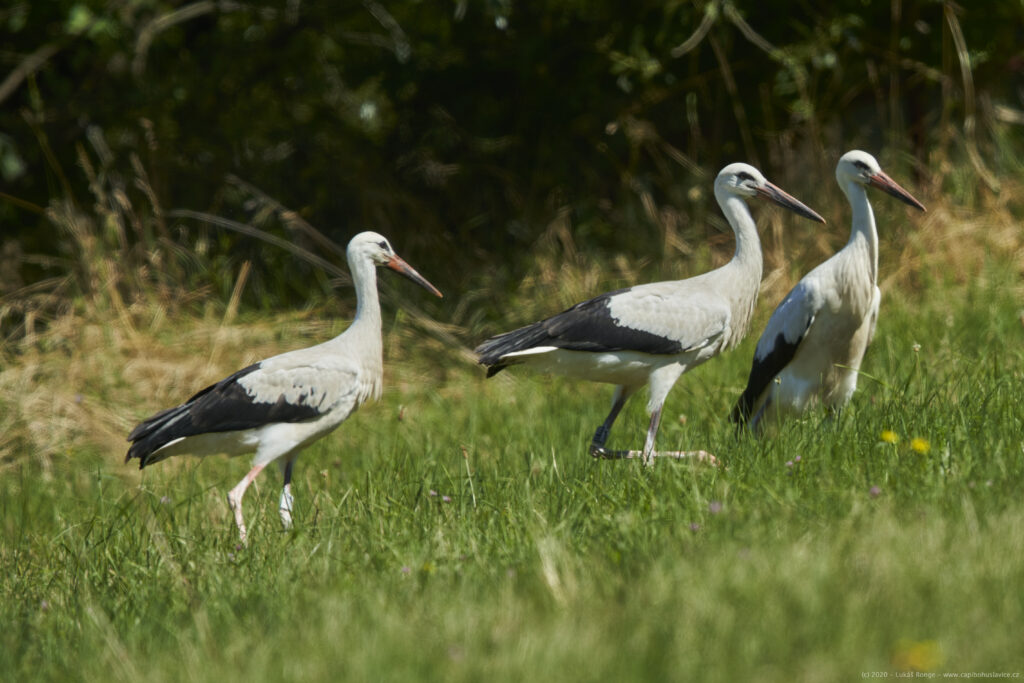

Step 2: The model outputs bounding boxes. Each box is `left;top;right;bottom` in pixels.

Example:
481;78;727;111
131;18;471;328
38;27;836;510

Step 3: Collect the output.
592;405;718;467
640;406;663;466
227;463;266;543
278;459;295;530
642;406;717;465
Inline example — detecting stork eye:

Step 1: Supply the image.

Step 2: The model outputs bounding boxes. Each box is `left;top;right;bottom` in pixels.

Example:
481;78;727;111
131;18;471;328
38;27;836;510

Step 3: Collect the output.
377;240;388;250
736;171;754;182
853;161;870;171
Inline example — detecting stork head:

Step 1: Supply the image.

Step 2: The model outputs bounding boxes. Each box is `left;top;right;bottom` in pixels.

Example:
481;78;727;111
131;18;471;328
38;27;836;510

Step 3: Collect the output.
836;150;926;211
715;163;826;223
347;231;443;297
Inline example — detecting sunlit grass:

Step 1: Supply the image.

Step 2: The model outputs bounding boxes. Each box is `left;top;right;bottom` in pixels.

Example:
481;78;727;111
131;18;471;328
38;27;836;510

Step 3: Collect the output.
1;249;1022;681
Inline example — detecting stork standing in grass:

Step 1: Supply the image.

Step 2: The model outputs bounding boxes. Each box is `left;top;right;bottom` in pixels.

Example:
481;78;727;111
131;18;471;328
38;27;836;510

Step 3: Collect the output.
126;231;442;543
730;150;926;432
475;164;826;465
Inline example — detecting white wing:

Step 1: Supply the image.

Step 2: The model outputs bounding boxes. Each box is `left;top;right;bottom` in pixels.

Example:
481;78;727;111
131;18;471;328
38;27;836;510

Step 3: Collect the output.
606;283;732;353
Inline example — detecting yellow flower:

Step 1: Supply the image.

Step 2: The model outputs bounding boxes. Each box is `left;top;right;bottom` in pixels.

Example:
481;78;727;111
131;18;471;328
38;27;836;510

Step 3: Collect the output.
910;437;930;454
880;430;899;444
892;639;943;672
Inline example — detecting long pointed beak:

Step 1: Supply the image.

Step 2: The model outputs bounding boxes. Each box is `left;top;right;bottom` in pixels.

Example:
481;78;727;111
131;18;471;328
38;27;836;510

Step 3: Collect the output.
868;171;927;212
756;181;827;224
387;255;443;298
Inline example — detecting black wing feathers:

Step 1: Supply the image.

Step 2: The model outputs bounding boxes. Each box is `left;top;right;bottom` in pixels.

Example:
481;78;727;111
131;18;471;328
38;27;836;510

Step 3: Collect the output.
729;333;802;424
126;363;324;467
476;289;683;374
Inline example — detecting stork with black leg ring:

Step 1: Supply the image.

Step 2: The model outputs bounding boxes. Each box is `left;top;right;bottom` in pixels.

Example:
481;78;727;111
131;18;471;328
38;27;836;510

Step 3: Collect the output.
730;150;926;432
125;231;442;543
475;164;826;465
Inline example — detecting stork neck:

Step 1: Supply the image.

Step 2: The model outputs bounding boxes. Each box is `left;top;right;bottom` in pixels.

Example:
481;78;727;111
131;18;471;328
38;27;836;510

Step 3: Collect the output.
718;193;764;275
348;256;383;334
843;182;879;284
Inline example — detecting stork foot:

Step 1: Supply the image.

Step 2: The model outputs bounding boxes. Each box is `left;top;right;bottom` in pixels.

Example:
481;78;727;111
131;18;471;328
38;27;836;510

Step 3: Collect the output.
227;462;266;545
591;447;718;467
653;449;718;466
227;491;248;544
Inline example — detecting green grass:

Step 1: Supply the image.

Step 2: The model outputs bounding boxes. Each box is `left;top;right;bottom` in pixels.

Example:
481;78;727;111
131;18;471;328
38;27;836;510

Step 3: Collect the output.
1;259;1022;682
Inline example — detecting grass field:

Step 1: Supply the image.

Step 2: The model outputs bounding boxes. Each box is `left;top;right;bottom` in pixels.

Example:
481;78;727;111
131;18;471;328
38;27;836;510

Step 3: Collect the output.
2;220;1023;680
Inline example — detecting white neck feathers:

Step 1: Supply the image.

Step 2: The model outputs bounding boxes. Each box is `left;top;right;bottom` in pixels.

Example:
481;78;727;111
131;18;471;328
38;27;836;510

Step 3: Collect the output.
842;181;879;285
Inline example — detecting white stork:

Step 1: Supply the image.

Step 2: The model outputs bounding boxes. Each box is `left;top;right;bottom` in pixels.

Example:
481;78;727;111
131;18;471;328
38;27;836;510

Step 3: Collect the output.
126;231;442;542
730;150;925;431
475;164;825;465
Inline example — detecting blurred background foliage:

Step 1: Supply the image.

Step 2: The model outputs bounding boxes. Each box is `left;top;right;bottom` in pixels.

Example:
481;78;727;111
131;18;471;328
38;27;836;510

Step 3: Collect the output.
0;0;1022;340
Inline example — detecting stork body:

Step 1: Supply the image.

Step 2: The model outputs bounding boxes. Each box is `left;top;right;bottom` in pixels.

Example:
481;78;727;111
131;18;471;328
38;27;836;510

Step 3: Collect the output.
126;232;442;542
730;150;925;431
476;164;825;465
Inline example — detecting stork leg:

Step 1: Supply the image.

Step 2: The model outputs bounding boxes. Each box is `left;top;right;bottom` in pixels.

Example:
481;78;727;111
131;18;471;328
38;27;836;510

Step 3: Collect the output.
819;404;844;438
279;459;295;530
592;406;716;466
227;463;266;544
644;406;717;465
748;393;772;435
589;385;634;458
640;405;664;466
591;366;717;466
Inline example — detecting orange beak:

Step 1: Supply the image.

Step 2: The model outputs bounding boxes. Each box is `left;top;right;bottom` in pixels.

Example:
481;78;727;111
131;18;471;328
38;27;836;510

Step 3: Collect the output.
868;171;927;212
386;255;443;298
755;181;827;223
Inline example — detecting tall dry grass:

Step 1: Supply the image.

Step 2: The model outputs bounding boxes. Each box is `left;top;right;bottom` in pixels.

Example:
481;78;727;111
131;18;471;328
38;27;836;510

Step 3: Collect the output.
1;127;1021;475
0;139;461;473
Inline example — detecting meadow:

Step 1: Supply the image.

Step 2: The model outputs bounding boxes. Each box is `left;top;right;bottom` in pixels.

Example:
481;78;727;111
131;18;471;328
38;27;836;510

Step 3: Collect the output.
1;183;1022;681
4;3;1024;680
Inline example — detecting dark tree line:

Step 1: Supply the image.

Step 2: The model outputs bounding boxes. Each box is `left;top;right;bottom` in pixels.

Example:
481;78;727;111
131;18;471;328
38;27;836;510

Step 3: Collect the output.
0;0;1021;309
